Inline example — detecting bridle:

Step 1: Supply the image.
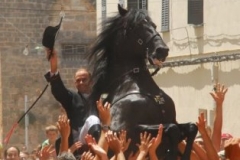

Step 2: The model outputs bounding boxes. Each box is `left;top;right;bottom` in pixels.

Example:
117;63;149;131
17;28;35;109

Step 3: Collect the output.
123;19;162;76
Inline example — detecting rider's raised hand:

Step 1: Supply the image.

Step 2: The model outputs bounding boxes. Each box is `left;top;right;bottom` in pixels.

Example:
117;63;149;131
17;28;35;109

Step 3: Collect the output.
45;48;58;73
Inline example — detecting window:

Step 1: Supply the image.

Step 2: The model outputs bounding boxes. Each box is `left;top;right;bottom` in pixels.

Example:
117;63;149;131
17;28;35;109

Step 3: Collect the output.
102;0;107;27
161;0;169;32
127;0;148;10
188;0;203;25
62;44;87;62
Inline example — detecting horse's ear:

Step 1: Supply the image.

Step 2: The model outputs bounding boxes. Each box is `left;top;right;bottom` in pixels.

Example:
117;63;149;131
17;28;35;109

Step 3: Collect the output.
118;4;128;16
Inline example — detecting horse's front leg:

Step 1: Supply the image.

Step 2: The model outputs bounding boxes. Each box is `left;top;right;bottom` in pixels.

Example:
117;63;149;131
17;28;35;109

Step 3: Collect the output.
177;123;198;160
163;123;181;160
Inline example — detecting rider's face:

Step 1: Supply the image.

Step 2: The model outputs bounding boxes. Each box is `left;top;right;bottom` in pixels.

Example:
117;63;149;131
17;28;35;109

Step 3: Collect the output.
75;69;91;94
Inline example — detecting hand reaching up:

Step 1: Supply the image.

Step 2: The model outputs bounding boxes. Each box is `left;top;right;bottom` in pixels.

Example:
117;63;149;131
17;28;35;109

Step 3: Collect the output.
149;124;163;153
81;151;95;160
69;141;82;153
137;131;153;157
119;130;131;152
96;99;111;125
105;131;121;155
196;112;206;134
57;114;70;140
39;145;56;160
85;134;108;160
210;83;228;106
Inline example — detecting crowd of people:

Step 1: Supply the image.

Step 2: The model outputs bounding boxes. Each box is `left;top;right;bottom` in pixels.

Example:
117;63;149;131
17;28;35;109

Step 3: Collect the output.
1;49;239;160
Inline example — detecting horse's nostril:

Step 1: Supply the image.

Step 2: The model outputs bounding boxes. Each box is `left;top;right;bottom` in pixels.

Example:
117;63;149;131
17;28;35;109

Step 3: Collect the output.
154;48;169;62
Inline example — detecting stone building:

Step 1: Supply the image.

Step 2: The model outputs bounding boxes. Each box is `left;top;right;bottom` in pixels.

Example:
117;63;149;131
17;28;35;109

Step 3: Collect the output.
0;0;96;150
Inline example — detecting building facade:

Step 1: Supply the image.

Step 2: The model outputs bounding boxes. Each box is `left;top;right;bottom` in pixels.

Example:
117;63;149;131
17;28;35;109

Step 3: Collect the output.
97;0;240;136
0;0;96;150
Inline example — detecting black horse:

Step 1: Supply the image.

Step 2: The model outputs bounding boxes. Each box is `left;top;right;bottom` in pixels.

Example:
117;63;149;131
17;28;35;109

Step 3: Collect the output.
88;5;197;160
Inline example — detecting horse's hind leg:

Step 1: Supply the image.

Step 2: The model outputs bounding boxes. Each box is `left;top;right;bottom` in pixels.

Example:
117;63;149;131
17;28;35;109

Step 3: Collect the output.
163;123;181;160
178;123;198;160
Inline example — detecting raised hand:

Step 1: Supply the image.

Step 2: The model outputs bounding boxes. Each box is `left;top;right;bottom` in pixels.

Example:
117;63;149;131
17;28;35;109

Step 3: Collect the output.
56;114;70;140
149;124;163;153
85;134;97;145
39;145;56;160
210;83;228;106
105;131;121;154
196;112;206;134
45;48;58;73
69;141;82;153
96;99;111;125
137;131;152;155
119;130;131;152
81;151;95;160
85;134;108;160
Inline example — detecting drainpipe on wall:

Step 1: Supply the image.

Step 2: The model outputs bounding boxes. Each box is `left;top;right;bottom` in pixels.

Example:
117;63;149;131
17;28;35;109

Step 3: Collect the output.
24;95;29;151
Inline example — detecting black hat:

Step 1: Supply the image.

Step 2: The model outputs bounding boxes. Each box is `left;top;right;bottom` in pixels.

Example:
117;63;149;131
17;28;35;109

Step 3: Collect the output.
42;17;63;59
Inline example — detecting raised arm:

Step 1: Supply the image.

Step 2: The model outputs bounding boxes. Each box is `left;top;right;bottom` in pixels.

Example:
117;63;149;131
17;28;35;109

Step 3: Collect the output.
148;124;163;160
44;49;72;108
210;83;228;152
197;113;219;160
56;114;71;154
46;48;57;73
106;131;125;160
136;131;154;160
96;99;111;151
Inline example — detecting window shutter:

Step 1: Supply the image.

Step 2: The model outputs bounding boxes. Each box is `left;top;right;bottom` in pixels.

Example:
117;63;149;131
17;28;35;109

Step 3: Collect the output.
62;44;87;64
141;0;147;10
127;0;148;10
102;0;107;27
161;0;169;32
188;0;203;25
127;0;138;9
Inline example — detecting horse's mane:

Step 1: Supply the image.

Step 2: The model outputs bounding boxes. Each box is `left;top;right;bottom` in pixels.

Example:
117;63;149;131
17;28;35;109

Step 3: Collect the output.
88;9;152;102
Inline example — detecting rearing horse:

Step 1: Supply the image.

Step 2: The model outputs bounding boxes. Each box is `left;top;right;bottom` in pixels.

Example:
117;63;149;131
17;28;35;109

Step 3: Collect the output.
88;5;197;160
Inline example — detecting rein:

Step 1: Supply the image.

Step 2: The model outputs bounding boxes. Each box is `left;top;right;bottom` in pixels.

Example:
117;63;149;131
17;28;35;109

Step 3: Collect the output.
101;66;158;104
124;19;161;76
103;67;143;94
4;83;49;145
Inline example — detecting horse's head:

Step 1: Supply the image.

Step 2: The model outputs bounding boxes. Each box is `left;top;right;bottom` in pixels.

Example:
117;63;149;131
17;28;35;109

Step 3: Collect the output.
116;5;169;66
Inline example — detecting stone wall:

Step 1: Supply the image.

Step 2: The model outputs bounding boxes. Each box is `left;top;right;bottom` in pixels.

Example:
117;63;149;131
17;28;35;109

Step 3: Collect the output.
0;0;96;151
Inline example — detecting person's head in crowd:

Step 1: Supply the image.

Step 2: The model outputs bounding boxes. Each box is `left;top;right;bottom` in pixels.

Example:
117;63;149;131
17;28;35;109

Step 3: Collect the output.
21;145;27;152
20;151;29;160
74;68;92;94
45;125;59;145
220;133;233;150
4;146;20;160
